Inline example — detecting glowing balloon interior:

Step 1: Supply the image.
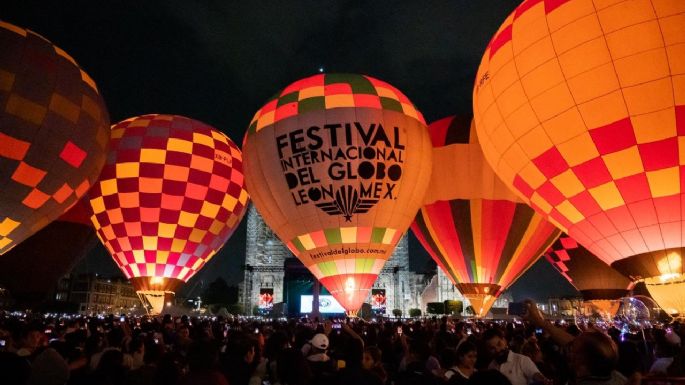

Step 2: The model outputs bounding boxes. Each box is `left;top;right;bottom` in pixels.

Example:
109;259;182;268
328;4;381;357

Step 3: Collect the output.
545;235;632;297
411;116;560;317
89;115;249;314
0;21;110;254
544;234;633;317
243;73;432;315
473;1;685;288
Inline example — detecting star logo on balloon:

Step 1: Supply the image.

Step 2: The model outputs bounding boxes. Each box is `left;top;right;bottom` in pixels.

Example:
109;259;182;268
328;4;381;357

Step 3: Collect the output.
315;185;378;221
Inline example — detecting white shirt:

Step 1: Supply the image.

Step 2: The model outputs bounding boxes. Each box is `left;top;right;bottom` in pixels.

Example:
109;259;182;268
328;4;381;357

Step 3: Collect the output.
488;351;541;385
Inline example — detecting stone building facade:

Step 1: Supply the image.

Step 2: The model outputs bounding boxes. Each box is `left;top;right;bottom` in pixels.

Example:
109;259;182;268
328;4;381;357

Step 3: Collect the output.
240;204;422;316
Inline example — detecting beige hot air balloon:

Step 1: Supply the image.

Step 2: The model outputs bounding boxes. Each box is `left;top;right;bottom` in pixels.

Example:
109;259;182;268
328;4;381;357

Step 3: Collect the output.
243;73;432;315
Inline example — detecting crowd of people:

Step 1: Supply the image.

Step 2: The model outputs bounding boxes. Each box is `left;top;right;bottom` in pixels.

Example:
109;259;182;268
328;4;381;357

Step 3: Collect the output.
1;300;684;385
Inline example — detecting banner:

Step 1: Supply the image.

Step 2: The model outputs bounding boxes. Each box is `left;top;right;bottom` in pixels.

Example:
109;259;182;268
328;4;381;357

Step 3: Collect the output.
371;289;386;313
259;288;274;310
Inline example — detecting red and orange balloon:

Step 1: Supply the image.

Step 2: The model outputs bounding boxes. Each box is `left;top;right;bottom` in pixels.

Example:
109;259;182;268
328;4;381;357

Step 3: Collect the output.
243;74;432;315
473;0;685;315
0;21;109;254
411;116;560;317
89;115;248;314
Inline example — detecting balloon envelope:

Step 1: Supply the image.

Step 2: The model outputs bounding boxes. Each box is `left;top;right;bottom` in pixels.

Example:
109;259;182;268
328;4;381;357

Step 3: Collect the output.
544;235;632;300
0;199;97;306
89;115;249;314
243;73;432;314
411;116;560;317
0;21;110;254
544;234;632;317
473;1;685;278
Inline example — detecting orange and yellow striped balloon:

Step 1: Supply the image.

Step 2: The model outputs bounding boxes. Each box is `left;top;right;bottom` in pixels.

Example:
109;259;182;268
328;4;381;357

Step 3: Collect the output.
411;116;560;317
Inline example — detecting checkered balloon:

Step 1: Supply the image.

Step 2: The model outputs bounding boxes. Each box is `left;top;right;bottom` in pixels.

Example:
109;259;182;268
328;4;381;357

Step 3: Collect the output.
89;115;249;291
473;0;685;281
0;21;110;254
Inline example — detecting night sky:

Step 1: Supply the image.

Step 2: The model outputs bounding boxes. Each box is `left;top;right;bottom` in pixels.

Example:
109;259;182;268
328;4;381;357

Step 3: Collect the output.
3;0;578;300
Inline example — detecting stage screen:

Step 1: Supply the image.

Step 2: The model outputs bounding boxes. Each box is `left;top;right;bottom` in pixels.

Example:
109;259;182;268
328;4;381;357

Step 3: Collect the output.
259;288;274;310
300;295;346;314
371;289;386;313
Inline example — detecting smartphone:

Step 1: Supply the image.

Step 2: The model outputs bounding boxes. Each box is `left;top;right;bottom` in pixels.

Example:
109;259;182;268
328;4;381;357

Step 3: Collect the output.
154;338;159;344
0;339;6;347
508;302;527;317
254;328;259;334
120;317;125;322
397;326;403;335
332;323;341;329
466;328;472;335
536;328;543;334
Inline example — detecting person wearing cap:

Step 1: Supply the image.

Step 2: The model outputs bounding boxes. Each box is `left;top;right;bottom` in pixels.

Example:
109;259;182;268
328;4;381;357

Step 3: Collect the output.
307;333;331;363
306;333;337;385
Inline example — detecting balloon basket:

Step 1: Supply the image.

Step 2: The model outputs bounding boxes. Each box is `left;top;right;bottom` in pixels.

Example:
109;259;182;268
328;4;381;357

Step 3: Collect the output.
137;290;174;316
346;309;359;318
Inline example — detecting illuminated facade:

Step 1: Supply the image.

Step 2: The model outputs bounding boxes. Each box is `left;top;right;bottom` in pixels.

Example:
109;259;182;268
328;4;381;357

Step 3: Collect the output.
241;204;423;315
56;274;140;315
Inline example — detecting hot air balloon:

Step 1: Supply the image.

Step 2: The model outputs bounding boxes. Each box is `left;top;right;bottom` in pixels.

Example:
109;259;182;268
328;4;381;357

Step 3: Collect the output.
0;21;110;254
473;0;685;316
243;73;432;315
0;199;98;306
544;235;632;317
411;116;560;317
89;115;249;315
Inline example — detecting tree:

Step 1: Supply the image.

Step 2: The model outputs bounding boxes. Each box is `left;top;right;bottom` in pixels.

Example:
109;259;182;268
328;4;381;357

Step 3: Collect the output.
392;308;402;318
228;303;244;315
444;300;463;315
465;306;475;316
426;302;445;315
201;278;239;308
409;308;422;318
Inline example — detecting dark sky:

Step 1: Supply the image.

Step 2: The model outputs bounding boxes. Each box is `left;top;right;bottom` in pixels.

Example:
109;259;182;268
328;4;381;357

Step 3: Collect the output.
3;0;578;300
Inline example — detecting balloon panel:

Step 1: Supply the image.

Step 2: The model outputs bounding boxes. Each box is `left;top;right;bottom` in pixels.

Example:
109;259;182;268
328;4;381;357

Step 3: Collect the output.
473;0;685;278
89;115;249;284
244;74;432;311
0;21;110;254
411;116;560;297
544;235;631;300
645;276;685;316
0;200;97;304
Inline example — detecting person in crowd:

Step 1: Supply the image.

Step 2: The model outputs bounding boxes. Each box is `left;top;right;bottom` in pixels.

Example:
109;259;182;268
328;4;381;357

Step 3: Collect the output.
362;346;388;384
277;347;313;385
222;333;258;385
483;328;551;385
305;333;337;384
444;341;477;384
569;331;627;385
524;300;628;385
182;340;227;385
467;369;513;385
